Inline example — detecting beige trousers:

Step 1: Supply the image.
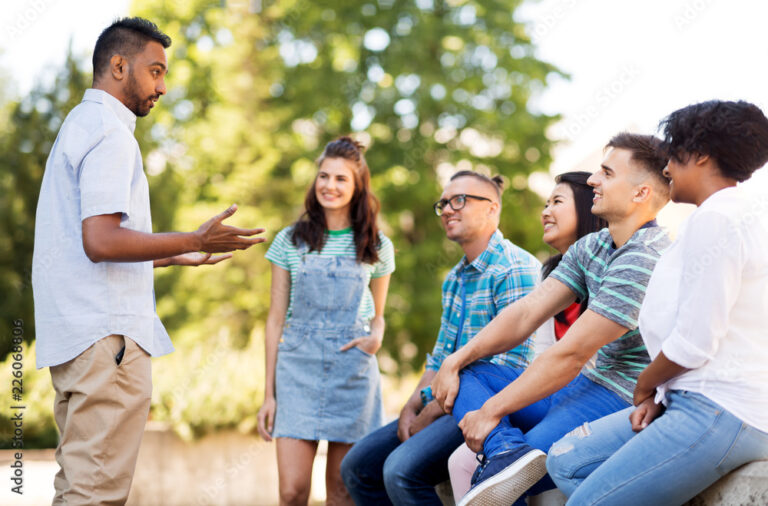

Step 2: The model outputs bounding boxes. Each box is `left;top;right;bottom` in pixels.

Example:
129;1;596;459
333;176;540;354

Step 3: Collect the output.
50;335;152;506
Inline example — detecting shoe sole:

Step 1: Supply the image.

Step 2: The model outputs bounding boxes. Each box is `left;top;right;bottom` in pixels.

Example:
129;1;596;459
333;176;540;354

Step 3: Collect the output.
457;449;547;506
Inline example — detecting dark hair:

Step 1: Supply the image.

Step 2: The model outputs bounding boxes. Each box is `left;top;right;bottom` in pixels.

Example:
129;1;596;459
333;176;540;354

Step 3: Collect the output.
659;100;768;182
606;132;669;188
93;17;171;80
449;170;505;200
291;136;381;263
541;171;607;321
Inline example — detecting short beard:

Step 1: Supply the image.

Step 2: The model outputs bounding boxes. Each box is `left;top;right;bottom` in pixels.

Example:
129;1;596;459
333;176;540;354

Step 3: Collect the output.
124;68;154;117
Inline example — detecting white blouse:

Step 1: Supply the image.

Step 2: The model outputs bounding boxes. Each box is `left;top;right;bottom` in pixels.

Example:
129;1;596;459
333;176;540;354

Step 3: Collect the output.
639;186;768;432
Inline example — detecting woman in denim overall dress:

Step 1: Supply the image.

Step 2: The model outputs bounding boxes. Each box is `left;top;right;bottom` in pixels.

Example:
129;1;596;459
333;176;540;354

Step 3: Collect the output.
258;137;395;505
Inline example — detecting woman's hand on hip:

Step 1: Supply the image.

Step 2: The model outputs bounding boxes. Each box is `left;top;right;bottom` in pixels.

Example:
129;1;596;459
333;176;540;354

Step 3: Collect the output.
257;396;276;441
340;335;382;355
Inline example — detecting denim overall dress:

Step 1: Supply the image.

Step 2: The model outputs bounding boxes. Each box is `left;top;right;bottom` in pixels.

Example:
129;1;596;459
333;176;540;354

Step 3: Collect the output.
273;245;384;442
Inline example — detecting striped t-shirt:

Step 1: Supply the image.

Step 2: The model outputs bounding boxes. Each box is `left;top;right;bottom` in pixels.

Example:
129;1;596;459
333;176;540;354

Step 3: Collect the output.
265;226;395;320
550;224;671;402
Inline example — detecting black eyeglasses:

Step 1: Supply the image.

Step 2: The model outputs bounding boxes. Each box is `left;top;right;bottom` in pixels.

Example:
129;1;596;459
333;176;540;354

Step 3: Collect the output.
433;194;493;216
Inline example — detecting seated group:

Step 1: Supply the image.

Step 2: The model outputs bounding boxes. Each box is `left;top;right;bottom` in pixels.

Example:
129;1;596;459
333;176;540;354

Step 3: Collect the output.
341;100;768;506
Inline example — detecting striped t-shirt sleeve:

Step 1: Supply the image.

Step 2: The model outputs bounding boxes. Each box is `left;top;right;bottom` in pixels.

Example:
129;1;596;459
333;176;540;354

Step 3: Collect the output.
550;236;589;300
265;227;293;270
588;245;657;330
372;234;396;278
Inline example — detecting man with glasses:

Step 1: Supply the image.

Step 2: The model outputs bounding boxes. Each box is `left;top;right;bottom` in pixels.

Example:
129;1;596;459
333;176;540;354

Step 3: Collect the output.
432;134;671;506
341;171;541;505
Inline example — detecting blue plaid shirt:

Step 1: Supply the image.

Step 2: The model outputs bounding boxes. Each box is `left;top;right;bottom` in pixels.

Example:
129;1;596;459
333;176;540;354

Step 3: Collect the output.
425;230;541;371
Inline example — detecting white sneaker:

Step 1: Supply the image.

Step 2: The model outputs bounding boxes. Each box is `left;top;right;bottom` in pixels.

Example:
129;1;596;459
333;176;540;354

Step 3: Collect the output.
458;448;548;506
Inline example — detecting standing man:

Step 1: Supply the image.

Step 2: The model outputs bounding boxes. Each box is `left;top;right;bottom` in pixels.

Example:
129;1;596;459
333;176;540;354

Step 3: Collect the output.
32;18;264;505
341;171;542;505
432;134;671;506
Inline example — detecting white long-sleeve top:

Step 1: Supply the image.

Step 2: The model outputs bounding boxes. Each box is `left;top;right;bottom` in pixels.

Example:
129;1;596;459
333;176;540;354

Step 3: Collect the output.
638;186;768;432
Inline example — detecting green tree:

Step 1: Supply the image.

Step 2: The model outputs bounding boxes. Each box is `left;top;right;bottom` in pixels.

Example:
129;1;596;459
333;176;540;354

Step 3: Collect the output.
130;0;562;372
0;0;563;443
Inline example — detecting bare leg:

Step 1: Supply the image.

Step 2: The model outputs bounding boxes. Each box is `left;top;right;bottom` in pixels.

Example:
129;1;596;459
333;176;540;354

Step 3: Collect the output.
276;437;318;506
326;442;354;506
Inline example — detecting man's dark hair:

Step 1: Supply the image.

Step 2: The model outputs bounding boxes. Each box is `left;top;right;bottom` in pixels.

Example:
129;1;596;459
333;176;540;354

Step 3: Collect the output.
659;100;768;182
450;170;505;200
606;132;668;187
93;17;171;80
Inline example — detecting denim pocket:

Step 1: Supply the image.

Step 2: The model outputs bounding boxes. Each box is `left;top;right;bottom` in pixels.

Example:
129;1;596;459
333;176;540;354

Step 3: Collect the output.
350;345;374;358
279;326;309;352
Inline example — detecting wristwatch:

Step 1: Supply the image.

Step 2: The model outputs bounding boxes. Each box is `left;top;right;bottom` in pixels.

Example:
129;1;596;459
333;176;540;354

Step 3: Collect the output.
420;386;435;407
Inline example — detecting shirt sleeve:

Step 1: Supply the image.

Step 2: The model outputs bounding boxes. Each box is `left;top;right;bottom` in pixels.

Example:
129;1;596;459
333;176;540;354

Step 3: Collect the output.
493;259;539;312
588;242;659;331
661;211;743;369
265;227;293;271
550;236;588;300
372;234;396;278
79;128;136;220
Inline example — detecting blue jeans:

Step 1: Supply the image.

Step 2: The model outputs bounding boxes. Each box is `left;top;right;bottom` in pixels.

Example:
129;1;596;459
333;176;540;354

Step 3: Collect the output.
547;390;768;505
341;415;465;505
453;363;629;497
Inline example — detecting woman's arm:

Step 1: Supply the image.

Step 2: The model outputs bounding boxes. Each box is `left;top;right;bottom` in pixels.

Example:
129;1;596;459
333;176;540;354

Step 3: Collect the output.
256;263;291;441
340;274;391;354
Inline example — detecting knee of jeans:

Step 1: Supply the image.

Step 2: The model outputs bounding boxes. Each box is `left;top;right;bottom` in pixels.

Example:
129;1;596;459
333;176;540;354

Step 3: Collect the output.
382;449;413;491
340;448;364;488
546;431;587;480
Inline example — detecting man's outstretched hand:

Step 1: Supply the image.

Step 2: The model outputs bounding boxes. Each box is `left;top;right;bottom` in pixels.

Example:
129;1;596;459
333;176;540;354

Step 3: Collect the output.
156;252;233;268
195;204;265;253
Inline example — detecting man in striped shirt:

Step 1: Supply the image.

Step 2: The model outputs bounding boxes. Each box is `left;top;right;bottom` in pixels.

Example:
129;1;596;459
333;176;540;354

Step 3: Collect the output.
342;171;541;505
432;133;672;506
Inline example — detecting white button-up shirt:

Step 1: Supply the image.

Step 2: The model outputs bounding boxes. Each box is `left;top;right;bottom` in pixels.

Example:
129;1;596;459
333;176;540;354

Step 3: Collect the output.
639;186;768;431
33;88;173;368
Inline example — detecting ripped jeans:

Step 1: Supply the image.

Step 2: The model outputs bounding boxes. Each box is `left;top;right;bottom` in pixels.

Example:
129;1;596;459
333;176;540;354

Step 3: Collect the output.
547;390;768;505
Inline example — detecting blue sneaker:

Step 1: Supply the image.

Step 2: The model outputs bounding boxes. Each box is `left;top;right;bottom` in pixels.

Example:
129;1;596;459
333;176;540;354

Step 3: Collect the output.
457;445;547;506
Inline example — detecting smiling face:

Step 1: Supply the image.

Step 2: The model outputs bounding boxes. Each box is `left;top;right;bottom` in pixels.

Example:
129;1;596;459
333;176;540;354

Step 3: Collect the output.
541;182;579;254
439;176;498;244
587;147;642;221
315;157;357;214
123;40;167;117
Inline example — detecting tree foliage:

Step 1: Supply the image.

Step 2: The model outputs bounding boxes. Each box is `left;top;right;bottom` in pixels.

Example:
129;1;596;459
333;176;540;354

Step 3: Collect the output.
0;0;562;442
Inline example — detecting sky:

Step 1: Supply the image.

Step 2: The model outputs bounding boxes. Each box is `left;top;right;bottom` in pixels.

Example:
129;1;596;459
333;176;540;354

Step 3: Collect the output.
2;0;767;208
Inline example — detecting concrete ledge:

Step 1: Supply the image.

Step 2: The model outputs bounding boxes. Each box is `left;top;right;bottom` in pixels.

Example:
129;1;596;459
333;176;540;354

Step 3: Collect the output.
436;461;768;506
685;460;768;506
4;432;766;505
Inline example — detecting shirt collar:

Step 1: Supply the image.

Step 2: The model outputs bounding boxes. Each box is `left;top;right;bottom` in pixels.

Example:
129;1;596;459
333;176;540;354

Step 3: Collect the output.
460;229;503;274
82;88;137;133
609;219;659;251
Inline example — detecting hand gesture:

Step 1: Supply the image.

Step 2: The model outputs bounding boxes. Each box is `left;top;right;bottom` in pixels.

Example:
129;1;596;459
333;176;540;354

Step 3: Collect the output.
168;252;233;266
408;401;443;438
459;408;500;453
339;335;382;355
195;204;265;253
257;396;276;441
629;397;663;433
432;356;461;414
397;403;420;442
